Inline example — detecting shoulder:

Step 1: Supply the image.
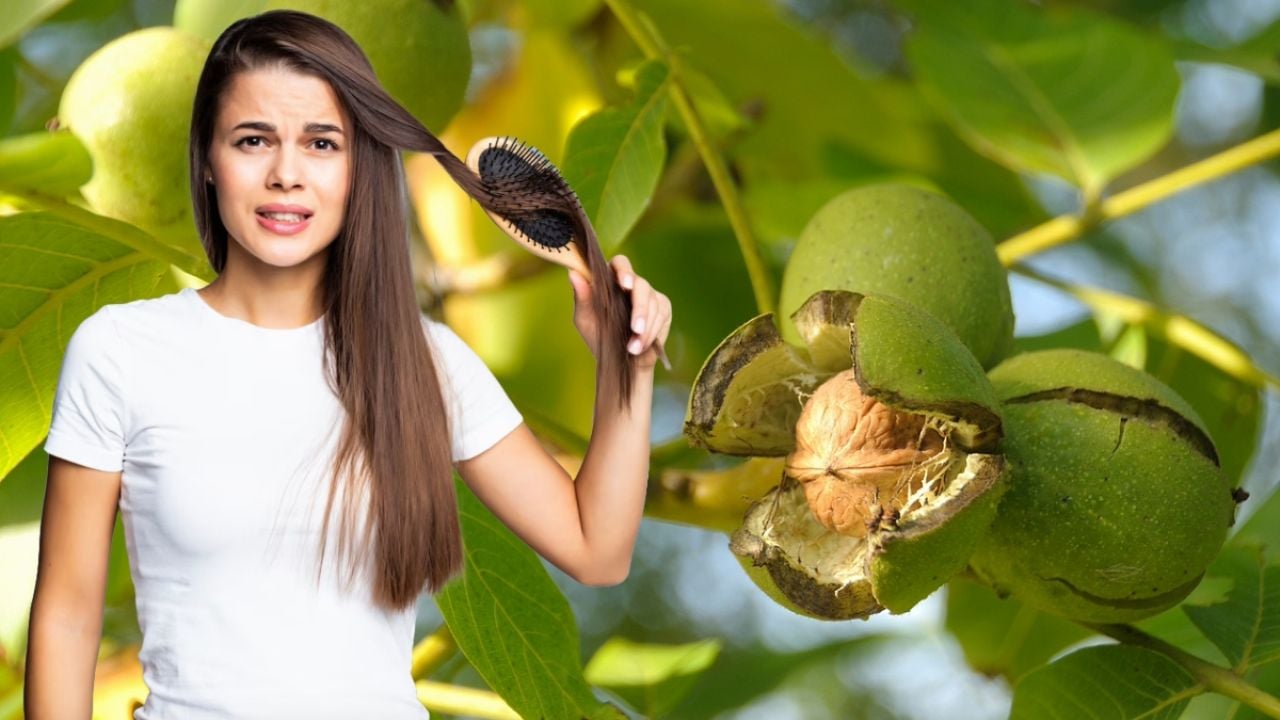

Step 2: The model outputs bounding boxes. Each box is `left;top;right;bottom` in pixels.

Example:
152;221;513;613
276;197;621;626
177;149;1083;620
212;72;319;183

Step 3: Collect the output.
418;313;470;356
65;303;123;352
76;288;190;350
417;314;494;384
105;287;187;329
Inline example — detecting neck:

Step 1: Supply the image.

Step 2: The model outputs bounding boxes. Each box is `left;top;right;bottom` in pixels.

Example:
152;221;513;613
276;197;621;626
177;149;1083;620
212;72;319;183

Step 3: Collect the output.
201;243;327;329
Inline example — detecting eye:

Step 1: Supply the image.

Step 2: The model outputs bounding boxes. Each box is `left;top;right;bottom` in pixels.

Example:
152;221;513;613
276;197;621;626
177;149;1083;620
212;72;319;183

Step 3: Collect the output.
234;135;265;148
313;138;340;151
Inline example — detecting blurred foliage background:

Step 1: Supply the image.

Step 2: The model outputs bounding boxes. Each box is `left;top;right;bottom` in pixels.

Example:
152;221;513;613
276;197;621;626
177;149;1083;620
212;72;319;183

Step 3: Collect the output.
2;0;1280;718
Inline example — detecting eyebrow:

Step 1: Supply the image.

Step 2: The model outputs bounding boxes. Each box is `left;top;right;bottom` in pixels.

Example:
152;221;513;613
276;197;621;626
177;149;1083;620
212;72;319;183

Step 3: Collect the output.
231;121;345;135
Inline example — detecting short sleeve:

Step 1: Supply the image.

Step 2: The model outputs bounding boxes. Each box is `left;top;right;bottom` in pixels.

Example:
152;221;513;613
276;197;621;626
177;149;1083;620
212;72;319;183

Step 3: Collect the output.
44;306;128;472
423;318;523;462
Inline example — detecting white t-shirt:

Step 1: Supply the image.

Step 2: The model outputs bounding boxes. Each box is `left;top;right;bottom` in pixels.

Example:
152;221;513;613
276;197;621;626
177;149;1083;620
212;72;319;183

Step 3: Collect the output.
43;286;523;720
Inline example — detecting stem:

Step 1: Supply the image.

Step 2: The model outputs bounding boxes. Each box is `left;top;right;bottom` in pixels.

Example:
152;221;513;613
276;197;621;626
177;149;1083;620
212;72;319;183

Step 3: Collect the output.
1087;623;1280;718
1011;264;1280;390
411;624;460;679
602;0;776;315
998;127;1280;266
414;679;522;719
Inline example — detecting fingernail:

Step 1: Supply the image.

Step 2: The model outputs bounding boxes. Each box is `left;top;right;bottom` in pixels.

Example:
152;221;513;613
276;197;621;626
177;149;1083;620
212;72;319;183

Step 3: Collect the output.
633;317;645;333
629;339;641;354
623;274;634;289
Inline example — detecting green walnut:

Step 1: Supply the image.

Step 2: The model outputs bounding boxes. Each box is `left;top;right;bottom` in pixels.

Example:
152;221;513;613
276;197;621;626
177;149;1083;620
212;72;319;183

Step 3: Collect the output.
968;349;1244;623
58;27;210;246
779;184;1014;370
686;290;1007;620
174;0;471;133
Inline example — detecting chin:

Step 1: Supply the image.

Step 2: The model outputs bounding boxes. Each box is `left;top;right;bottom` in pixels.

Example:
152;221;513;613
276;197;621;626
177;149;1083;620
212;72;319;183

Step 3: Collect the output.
259;248;327;268
235;238;329;269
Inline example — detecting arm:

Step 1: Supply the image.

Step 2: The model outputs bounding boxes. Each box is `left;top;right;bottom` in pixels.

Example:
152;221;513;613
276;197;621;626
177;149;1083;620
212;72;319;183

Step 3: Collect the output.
456;255;671;586
25;457;121;719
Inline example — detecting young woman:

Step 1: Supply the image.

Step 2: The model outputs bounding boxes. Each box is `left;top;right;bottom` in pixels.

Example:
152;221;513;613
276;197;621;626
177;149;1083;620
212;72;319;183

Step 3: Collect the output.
25;10;671;719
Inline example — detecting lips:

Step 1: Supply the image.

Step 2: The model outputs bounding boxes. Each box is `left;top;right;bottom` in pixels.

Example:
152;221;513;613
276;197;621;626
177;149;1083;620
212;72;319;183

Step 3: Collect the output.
256;212;312;235
256;203;313;216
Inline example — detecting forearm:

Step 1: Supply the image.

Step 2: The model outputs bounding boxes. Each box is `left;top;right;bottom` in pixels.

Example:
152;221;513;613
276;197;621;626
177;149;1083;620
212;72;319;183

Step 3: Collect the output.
574;366;655;584
24;600;101;719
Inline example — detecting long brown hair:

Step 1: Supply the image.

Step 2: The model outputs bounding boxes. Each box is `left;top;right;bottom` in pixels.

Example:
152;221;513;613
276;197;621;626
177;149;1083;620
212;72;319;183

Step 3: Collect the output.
189;10;490;611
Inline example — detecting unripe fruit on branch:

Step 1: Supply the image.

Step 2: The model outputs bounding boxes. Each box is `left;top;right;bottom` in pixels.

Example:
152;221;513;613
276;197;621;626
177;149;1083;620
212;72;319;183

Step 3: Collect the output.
968;349;1244;623
779;184;1014;369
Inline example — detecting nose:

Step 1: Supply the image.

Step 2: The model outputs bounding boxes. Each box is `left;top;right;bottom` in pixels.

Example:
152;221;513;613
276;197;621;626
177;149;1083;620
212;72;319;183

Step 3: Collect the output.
267;145;302;190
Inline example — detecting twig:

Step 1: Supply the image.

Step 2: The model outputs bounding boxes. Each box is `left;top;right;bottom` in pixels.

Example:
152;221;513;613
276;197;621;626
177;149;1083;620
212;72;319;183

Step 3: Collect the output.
1087;622;1280;719
998;128;1280;266
1010;264;1280;391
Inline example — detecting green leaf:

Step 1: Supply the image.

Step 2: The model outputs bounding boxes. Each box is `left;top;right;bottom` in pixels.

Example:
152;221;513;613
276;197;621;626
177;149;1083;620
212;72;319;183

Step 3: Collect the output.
0;48;17;133
1010;644;1200;719
562;59;670;252
633;0;927;179
634;0;1042;237
0;446;42;529
945;575;1092;682
0;0;72;49
1013;317;1103;356
1184;545;1280;672
905;0;1179;200
583;636;721;718
435;477;623;720
0;130;92;198
0;212;178;480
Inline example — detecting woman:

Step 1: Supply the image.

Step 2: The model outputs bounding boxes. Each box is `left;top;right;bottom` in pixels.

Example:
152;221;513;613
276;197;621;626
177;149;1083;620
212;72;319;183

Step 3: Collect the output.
25;10;671;719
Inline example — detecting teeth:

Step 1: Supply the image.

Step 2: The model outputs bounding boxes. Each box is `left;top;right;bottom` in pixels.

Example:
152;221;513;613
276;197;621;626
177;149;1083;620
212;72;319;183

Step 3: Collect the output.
261;212;307;222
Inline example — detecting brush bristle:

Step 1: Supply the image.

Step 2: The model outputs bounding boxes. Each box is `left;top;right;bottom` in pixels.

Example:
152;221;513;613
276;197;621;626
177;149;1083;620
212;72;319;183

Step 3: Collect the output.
476;137;581;251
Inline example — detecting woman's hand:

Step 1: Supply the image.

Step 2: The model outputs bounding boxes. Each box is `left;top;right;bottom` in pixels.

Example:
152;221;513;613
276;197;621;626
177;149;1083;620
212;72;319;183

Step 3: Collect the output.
569;255;672;371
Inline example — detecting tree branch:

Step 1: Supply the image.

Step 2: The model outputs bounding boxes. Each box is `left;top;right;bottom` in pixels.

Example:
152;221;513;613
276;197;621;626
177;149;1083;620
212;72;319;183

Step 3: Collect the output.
1010;264;1280;390
998;128;1280;266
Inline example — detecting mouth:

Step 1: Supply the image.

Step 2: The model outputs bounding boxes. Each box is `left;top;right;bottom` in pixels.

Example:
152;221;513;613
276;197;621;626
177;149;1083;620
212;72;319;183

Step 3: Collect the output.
256;210;313;235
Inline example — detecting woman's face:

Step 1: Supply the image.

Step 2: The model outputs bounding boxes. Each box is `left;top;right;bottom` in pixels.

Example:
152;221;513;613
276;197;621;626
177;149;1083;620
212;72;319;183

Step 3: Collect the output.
207;65;351;270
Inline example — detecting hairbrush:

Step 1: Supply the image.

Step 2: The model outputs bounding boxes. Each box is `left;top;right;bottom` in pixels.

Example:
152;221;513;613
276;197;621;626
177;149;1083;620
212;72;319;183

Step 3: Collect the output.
464;136;671;380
